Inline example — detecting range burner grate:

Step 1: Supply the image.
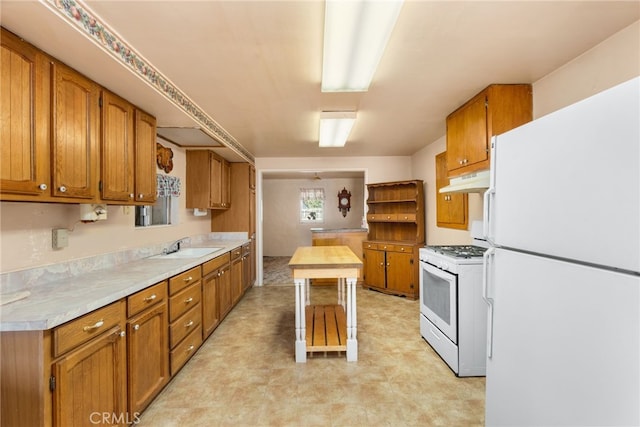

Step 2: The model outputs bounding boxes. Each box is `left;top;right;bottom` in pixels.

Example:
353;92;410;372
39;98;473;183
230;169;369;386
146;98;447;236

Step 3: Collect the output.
426;245;487;258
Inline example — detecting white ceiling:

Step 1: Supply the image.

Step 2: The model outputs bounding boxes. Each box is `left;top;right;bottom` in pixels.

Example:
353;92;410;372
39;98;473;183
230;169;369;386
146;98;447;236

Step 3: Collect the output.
1;1;638;163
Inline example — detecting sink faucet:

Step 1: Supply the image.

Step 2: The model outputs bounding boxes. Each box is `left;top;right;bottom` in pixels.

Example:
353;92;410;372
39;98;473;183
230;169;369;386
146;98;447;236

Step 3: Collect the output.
163;237;189;255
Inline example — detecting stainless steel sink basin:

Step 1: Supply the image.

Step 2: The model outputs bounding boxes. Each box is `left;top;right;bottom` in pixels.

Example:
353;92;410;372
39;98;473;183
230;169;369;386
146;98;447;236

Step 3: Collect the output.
149;247;223;259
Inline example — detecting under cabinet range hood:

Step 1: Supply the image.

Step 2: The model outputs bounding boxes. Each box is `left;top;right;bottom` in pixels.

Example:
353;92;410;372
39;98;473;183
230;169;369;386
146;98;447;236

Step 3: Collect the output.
439;170;490;193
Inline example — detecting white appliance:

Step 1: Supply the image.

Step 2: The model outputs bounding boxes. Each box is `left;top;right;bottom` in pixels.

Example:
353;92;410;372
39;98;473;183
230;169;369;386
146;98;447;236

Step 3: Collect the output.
419;222;488;377
483;77;640;426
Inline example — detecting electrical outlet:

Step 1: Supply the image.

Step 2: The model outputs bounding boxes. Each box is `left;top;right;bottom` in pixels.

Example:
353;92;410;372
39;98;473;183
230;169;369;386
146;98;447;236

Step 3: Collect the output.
52;228;68;249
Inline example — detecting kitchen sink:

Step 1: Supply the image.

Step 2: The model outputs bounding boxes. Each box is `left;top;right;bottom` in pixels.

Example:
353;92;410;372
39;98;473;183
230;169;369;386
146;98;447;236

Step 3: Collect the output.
149;247;223;259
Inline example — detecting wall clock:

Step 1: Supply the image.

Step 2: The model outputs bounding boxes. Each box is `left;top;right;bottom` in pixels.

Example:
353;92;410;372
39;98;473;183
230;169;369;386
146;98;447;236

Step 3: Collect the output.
338;187;351;217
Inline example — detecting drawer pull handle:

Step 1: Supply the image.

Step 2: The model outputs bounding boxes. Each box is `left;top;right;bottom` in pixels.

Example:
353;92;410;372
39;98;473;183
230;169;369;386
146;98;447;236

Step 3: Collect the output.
83;319;104;332
183;276;193;282
186;345;195;353
184;297;194;303
185;320;194;328
144;294;157;302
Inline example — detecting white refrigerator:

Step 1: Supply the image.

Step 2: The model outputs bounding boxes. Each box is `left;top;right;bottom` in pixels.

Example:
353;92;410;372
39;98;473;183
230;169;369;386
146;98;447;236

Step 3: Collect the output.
483;77;640;426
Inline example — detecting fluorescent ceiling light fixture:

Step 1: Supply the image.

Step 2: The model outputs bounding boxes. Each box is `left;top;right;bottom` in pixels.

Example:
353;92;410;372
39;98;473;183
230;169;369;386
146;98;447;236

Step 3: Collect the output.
322;0;404;92
319;111;357;147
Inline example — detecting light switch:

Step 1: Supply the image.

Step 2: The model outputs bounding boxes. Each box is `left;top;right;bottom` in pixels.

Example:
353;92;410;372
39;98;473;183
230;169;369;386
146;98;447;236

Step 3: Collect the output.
52;228;68;249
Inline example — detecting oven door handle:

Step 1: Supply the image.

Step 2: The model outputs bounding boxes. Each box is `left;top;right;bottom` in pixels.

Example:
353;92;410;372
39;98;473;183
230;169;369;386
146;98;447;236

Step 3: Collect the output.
483;247;495;359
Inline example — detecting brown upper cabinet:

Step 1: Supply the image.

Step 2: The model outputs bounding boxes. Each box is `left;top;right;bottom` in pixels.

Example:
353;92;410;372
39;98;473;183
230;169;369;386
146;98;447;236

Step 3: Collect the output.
0;29;51;198
446;84;532;177
134;109;158;205
186;150;231;210
51;61;100;200
1;27;157;205
101;90;135;202
436;151;468;230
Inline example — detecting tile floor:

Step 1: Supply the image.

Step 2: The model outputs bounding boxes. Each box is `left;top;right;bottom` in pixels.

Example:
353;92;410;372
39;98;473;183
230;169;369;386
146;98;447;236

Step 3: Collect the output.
137;272;485;426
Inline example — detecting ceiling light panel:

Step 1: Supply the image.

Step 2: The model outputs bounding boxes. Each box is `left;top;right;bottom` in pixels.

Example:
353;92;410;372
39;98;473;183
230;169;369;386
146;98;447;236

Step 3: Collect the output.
322;0;404;92
319;111;357;147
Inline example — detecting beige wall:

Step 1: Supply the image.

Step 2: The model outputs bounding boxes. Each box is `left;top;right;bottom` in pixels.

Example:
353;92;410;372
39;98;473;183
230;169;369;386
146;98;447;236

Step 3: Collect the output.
0;141;212;273
256;156;411;256
533;21;640;119
262;177;365;256
412;20;640;245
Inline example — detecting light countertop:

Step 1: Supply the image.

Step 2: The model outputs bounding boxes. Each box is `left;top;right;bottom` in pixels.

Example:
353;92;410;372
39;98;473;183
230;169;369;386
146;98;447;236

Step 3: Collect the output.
0;239;248;332
310;228;368;233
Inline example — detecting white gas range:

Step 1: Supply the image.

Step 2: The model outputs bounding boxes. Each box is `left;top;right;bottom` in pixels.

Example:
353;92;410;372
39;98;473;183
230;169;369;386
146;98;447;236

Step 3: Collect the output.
419;223;488;377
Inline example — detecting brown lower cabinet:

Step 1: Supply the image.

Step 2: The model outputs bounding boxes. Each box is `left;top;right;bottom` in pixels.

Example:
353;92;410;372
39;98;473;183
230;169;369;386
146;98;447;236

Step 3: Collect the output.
362;242;419;299
0;246;249;427
126;281;169;416
52;300;128;427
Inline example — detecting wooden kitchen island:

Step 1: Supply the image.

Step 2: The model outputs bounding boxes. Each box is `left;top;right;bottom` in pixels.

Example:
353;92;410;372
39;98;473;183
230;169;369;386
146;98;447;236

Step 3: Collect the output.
288;246;362;362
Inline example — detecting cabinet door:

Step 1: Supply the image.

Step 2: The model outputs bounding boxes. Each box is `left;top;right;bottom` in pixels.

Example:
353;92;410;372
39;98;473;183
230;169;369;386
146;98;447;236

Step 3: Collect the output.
209;152;223;207
53;325;127;427
101;91;135;202
127;304;169;415
446;94;487;174
386;251;415;295
218;264;232;319
435;152;468;229
363;248;386;289
230;256;243;304
134;110;157;204
221;159;231;208
0;30;51;197
52;62;99;199
202;271;220;338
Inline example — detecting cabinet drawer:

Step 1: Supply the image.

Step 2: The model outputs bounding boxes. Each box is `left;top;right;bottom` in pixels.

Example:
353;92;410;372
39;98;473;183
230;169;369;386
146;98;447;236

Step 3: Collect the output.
230;246;242;260
363;242;378;250
390;245;414;254
170;324;202;375
367;213;397;222
169;283;201;322
202;253;230;276
169;266;201;295
378;243;395;251
398;213;416;222
169;303;202;348
127;281;168;317
53;300;125;357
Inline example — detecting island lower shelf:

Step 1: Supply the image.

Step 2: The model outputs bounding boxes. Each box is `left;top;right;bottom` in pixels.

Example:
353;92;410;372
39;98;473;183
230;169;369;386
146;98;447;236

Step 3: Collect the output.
305;304;346;352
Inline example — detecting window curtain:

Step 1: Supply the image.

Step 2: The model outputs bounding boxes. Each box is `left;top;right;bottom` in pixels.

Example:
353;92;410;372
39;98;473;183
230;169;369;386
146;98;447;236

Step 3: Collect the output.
157;174;181;197
300;188;324;202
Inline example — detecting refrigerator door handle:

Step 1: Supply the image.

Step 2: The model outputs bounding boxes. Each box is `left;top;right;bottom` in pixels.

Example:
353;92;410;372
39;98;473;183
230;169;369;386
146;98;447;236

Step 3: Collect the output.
483;247;495;359
483;136;498;244
483;188;495;244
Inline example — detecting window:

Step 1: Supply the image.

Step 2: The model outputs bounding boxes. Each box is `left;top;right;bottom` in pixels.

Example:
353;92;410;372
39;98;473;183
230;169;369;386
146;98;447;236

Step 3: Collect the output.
135;175;180;227
300;188;324;223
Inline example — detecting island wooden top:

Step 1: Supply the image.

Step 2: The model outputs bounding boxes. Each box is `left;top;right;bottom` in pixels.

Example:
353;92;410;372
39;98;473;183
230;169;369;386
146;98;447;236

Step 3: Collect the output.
288;246;362;279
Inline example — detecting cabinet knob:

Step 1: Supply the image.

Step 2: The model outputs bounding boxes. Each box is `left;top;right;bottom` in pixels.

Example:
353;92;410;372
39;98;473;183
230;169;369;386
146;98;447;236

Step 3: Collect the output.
184;297;194;303
185;320;194;328
58;186;67;193
129;193;134;199
186;345;195;353
119;331;126;338
138;193;144;199
39;183;48;191
184;276;193;282
133;324;140;331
